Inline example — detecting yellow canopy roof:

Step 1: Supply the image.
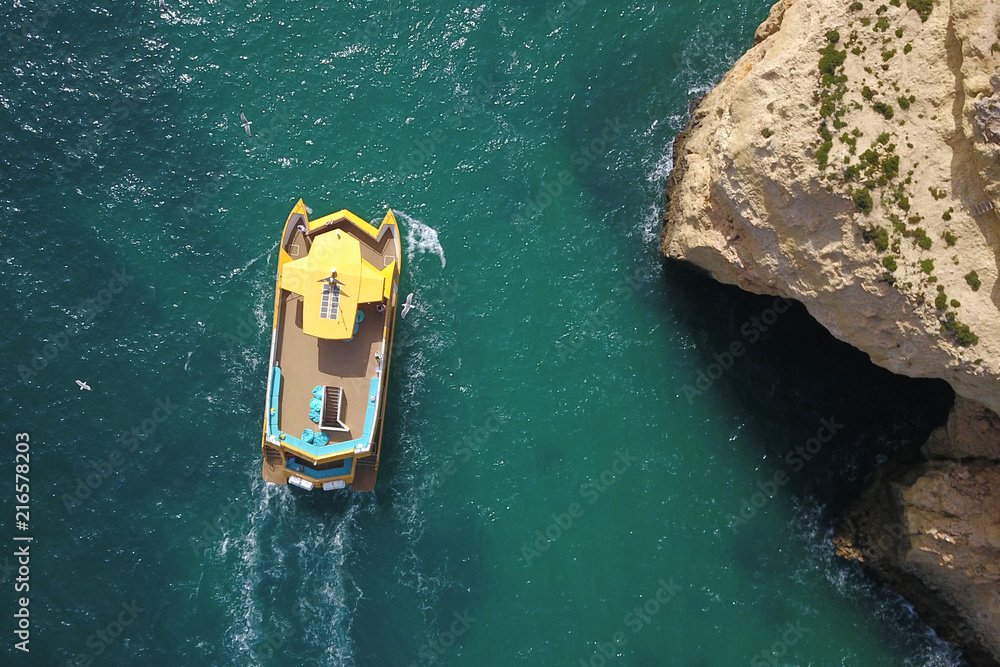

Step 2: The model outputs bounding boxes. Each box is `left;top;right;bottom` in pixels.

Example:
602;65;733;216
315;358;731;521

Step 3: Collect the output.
281;230;361;340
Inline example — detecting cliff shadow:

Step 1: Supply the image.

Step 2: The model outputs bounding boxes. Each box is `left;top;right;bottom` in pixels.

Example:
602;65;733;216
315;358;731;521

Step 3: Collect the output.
660;259;954;517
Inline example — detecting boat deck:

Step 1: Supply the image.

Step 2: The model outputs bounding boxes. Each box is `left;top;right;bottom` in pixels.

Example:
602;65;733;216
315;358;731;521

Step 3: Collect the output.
273;295;385;448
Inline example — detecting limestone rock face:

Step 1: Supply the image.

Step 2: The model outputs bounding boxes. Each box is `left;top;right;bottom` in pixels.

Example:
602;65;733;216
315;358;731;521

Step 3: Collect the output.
662;0;1000;413
662;0;1000;661
835;399;1000;665
924;396;1000;460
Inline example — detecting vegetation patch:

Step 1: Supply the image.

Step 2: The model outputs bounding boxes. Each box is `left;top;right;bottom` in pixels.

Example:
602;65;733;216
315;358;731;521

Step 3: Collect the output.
882;155;899;179
965;270;981;291
906;0;933;22
873;102;894;119
862;225;888;249
942;312;979;346
919;258;934;274
882;255;898;271
817;141;832;168
819;42;847;77
841;132;858;153
911;227;932;250
855;189;875;215
942;230;957;246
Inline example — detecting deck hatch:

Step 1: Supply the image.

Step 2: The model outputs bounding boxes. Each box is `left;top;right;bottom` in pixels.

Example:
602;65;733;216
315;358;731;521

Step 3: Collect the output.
320;283;341;320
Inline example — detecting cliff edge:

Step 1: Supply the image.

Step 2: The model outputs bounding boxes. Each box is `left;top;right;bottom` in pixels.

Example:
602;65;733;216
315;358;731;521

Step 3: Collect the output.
661;0;1000;661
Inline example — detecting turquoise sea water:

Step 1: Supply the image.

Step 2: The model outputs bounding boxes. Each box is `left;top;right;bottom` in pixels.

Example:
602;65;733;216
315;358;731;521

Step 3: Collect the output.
0;1;969;665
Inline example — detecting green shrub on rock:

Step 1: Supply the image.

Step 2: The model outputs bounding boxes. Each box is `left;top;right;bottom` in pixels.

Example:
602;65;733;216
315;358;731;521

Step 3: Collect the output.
942;312;978;346
907;0;933;22
873;102;894;119
855;189;875;215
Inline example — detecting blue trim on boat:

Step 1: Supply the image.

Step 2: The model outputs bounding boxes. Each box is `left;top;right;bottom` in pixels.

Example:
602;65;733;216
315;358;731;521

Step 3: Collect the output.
267;365;381;458
287;456;353;480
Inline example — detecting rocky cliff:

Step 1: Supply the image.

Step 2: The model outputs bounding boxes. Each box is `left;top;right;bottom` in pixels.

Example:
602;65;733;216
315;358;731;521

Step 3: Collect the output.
661;0;1000;662
834;397;1000;665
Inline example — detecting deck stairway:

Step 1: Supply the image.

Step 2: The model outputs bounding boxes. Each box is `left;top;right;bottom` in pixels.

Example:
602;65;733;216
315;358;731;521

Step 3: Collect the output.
320;386;348;432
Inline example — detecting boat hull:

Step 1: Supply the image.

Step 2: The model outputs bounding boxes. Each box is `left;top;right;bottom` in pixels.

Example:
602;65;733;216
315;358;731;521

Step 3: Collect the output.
260;201;400;491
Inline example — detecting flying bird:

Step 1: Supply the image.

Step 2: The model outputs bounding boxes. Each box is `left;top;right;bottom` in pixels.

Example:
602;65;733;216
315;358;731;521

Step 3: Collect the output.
159;0;166;11
400;292;414;319
75;380;91;391
240;111;252;137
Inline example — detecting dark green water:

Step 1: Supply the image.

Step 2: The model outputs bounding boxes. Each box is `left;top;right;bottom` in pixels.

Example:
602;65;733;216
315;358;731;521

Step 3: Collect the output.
0;1;965;665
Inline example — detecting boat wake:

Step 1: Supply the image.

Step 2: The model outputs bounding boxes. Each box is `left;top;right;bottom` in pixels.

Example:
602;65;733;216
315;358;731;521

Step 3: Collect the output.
215;478;364;666
224;240;280;282
397;211;446;268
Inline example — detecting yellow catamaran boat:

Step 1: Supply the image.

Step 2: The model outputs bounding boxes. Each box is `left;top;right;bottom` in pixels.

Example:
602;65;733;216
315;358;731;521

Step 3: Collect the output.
261;200;400;491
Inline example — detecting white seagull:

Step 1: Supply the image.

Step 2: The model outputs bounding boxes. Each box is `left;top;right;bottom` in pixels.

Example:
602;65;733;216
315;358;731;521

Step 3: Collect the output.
75;380;91;391
159;0;166;11
240;111;252;137
400;292;414;319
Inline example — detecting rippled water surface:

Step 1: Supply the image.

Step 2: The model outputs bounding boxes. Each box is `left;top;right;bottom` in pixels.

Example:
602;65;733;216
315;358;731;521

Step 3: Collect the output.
0;1;965;665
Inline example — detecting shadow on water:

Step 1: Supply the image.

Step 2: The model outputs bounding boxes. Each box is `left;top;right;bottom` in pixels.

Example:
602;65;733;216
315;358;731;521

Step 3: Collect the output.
652;261;966;662
660;259;954;518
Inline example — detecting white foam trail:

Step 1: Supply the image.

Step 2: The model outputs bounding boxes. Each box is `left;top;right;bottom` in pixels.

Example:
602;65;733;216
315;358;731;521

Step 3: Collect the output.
216;479;362;666
225;240;280;280
216;479;281;664
397;211;446;268
292;516;363;665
